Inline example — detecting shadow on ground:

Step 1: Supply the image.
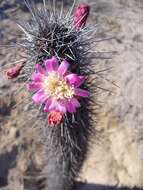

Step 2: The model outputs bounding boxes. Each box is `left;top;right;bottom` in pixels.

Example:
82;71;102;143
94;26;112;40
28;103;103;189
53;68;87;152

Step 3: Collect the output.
0;146;18;187
74;182;141;190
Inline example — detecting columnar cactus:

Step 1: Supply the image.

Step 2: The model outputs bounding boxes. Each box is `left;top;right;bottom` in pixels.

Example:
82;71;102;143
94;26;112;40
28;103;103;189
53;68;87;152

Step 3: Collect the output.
3;0;108;189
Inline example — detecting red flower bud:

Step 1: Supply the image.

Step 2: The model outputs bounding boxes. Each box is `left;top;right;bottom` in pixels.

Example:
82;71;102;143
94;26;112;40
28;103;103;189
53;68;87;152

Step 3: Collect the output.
48;111;64;126
4;63;24;79
74;3;90;30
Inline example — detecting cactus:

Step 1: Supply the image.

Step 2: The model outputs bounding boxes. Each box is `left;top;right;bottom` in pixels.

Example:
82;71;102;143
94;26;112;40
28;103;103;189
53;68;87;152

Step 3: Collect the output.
2;0;111;189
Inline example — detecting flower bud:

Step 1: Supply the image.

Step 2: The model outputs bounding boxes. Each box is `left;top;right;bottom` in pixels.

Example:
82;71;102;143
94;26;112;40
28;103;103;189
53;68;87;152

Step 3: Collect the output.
4;63;24;79
48;111;64;125
74;3;90;30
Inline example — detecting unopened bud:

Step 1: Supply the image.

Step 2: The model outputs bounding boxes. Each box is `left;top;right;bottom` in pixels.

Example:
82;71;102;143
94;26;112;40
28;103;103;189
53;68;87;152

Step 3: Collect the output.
4;63;25;79
48;111;64;126
74;3;90;30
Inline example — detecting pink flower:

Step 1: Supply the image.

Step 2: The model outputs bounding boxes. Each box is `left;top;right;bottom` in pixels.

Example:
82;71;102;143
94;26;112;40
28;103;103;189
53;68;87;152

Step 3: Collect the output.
74;3;90;30
27;57;89;113
48;111;63;125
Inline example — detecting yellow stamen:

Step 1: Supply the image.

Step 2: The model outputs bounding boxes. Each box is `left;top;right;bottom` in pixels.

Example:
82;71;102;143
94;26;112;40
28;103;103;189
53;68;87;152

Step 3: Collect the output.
43;72;74;100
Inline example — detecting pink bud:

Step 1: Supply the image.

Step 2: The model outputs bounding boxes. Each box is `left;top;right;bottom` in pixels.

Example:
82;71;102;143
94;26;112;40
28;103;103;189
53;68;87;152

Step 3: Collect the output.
48;111;64;126
4;63;25;79
74;3;90;30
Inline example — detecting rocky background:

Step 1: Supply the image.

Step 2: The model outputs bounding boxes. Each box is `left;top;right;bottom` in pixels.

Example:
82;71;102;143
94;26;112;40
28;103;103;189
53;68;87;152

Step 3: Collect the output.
0;0;143;190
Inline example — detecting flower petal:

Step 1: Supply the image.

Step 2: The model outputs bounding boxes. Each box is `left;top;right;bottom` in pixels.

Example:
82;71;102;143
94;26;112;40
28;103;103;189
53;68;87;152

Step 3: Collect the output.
58;60;69;76
48;100;58;111
65;98;80;113
70;98;81;108
32;72;44;82
32;90;47;104
35;64;46;74
66;100;76;113
44;98;52;112
65;74;85;87
57;100;67;113
27;82;42;92
45;57;59;72
75;88;90;97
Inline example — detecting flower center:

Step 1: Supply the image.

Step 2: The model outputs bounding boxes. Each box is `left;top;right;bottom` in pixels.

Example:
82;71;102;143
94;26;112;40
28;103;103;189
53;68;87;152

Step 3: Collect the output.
43;72;75;100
